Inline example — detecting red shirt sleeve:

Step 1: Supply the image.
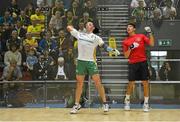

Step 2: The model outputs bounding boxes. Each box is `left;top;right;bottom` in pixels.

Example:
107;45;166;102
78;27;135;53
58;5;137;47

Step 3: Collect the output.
143;34;150;45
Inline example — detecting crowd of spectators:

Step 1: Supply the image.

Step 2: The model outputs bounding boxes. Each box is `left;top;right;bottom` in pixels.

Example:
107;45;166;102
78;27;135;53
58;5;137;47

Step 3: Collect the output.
129;0;178;27
0;0;99;81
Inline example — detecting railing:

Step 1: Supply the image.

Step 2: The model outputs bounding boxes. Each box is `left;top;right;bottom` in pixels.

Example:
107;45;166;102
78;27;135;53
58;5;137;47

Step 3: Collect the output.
0;59;180;108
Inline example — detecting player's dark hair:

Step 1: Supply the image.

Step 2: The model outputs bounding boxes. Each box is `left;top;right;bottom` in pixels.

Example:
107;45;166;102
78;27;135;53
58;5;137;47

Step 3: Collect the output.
127;23;136;28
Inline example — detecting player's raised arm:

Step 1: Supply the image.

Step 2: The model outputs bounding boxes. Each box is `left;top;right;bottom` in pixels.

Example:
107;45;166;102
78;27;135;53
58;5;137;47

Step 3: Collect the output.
67;25;79;39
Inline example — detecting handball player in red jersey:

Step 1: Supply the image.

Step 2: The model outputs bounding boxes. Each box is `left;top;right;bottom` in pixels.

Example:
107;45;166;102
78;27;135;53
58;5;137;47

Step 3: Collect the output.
122;23;155;112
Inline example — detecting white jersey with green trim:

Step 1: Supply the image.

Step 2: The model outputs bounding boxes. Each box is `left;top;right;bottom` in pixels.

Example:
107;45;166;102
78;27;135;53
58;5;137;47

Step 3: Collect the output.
70;28;104;61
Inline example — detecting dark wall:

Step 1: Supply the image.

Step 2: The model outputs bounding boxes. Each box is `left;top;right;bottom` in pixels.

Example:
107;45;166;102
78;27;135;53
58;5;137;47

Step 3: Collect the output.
137;20;180;51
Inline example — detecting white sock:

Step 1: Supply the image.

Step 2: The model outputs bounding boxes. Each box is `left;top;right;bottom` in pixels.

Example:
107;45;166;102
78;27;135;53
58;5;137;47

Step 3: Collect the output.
144;97;149;104
75;102;79;105
125;94;130;101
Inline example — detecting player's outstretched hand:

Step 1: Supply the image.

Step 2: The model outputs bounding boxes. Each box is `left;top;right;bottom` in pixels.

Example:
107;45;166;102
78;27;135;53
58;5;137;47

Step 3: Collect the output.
112;49;120;56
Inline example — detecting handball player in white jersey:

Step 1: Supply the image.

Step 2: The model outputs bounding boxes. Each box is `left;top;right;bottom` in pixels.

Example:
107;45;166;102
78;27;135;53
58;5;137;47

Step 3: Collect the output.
67;22;120;114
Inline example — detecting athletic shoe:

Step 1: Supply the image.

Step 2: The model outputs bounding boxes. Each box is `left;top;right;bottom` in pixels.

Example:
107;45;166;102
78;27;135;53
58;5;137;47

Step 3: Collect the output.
70;103;81;114
124;99;130;111
143;103;149;112
103;103;109;112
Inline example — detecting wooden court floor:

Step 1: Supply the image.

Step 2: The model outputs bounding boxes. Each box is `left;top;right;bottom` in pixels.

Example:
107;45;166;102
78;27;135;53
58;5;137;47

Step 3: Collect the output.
0;108;180;122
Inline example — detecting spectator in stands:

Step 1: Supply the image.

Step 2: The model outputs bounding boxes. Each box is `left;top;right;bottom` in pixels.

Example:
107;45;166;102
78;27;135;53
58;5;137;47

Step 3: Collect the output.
48;23;59;38
25;48;38;80
33;54;47;80
51;0;65;17
43;50;55;80
159;62;172;81
62;11;78;29
148;65;156;81
27;15;42;40
130;0;146;9
6;30;22;51
31;8;45;29
131;0;147;23
68;1;81;21
38;31;57;53
24;3;35;18
1;23;12;44
1;59;22;81
78;21;86;32
23;32;38;49
57;29;73;60
4;44;22;66
162;0;177;20
55;57;67;80
14;20;27;39
150;1;163;27
8;0;21;16
49;11;63;32
0;24;8;55
17;10;31;27
37;0;46;8
0;11;13;25
79;12;93;25
83;0;97;19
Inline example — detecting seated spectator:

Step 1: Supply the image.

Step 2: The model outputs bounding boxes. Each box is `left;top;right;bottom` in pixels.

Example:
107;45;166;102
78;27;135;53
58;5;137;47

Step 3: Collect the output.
68;1;81;20
24;3;35;18
33;51;54;80
78;21;86;32
48;23;59;38
38;31;57;53
0;11;13;25
150;1;163;27
159;62;172;81
148;65;156;80
130;0;146;9
162;0;177;20
14;20;27;39
49;11;63;32
23;32;38;49
1;23;12;45
55;57;67;80
131;0;147;22
79;12;93;25
4;44;22;66
27;15;42;40
37;0;45;8
31;8;45;30
83;0;97;19
62;11;78;29
6;30;22;51
25;48;38;80
57;29;73;61
1;59;22;81
51;0;65;17
17;10;31;27
7;0;21;16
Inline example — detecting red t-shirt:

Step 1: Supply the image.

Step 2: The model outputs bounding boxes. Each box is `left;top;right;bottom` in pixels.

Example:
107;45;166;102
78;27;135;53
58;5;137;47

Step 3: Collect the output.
122;34;150;64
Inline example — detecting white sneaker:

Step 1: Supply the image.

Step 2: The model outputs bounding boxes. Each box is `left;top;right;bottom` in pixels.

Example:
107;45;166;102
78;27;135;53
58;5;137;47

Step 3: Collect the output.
143;103;149;112
124;99;130;111
103;103;109;112
70;103;81;114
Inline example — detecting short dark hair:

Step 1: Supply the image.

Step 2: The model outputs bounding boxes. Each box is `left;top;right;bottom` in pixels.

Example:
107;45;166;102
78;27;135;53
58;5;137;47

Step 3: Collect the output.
127;23;136;28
